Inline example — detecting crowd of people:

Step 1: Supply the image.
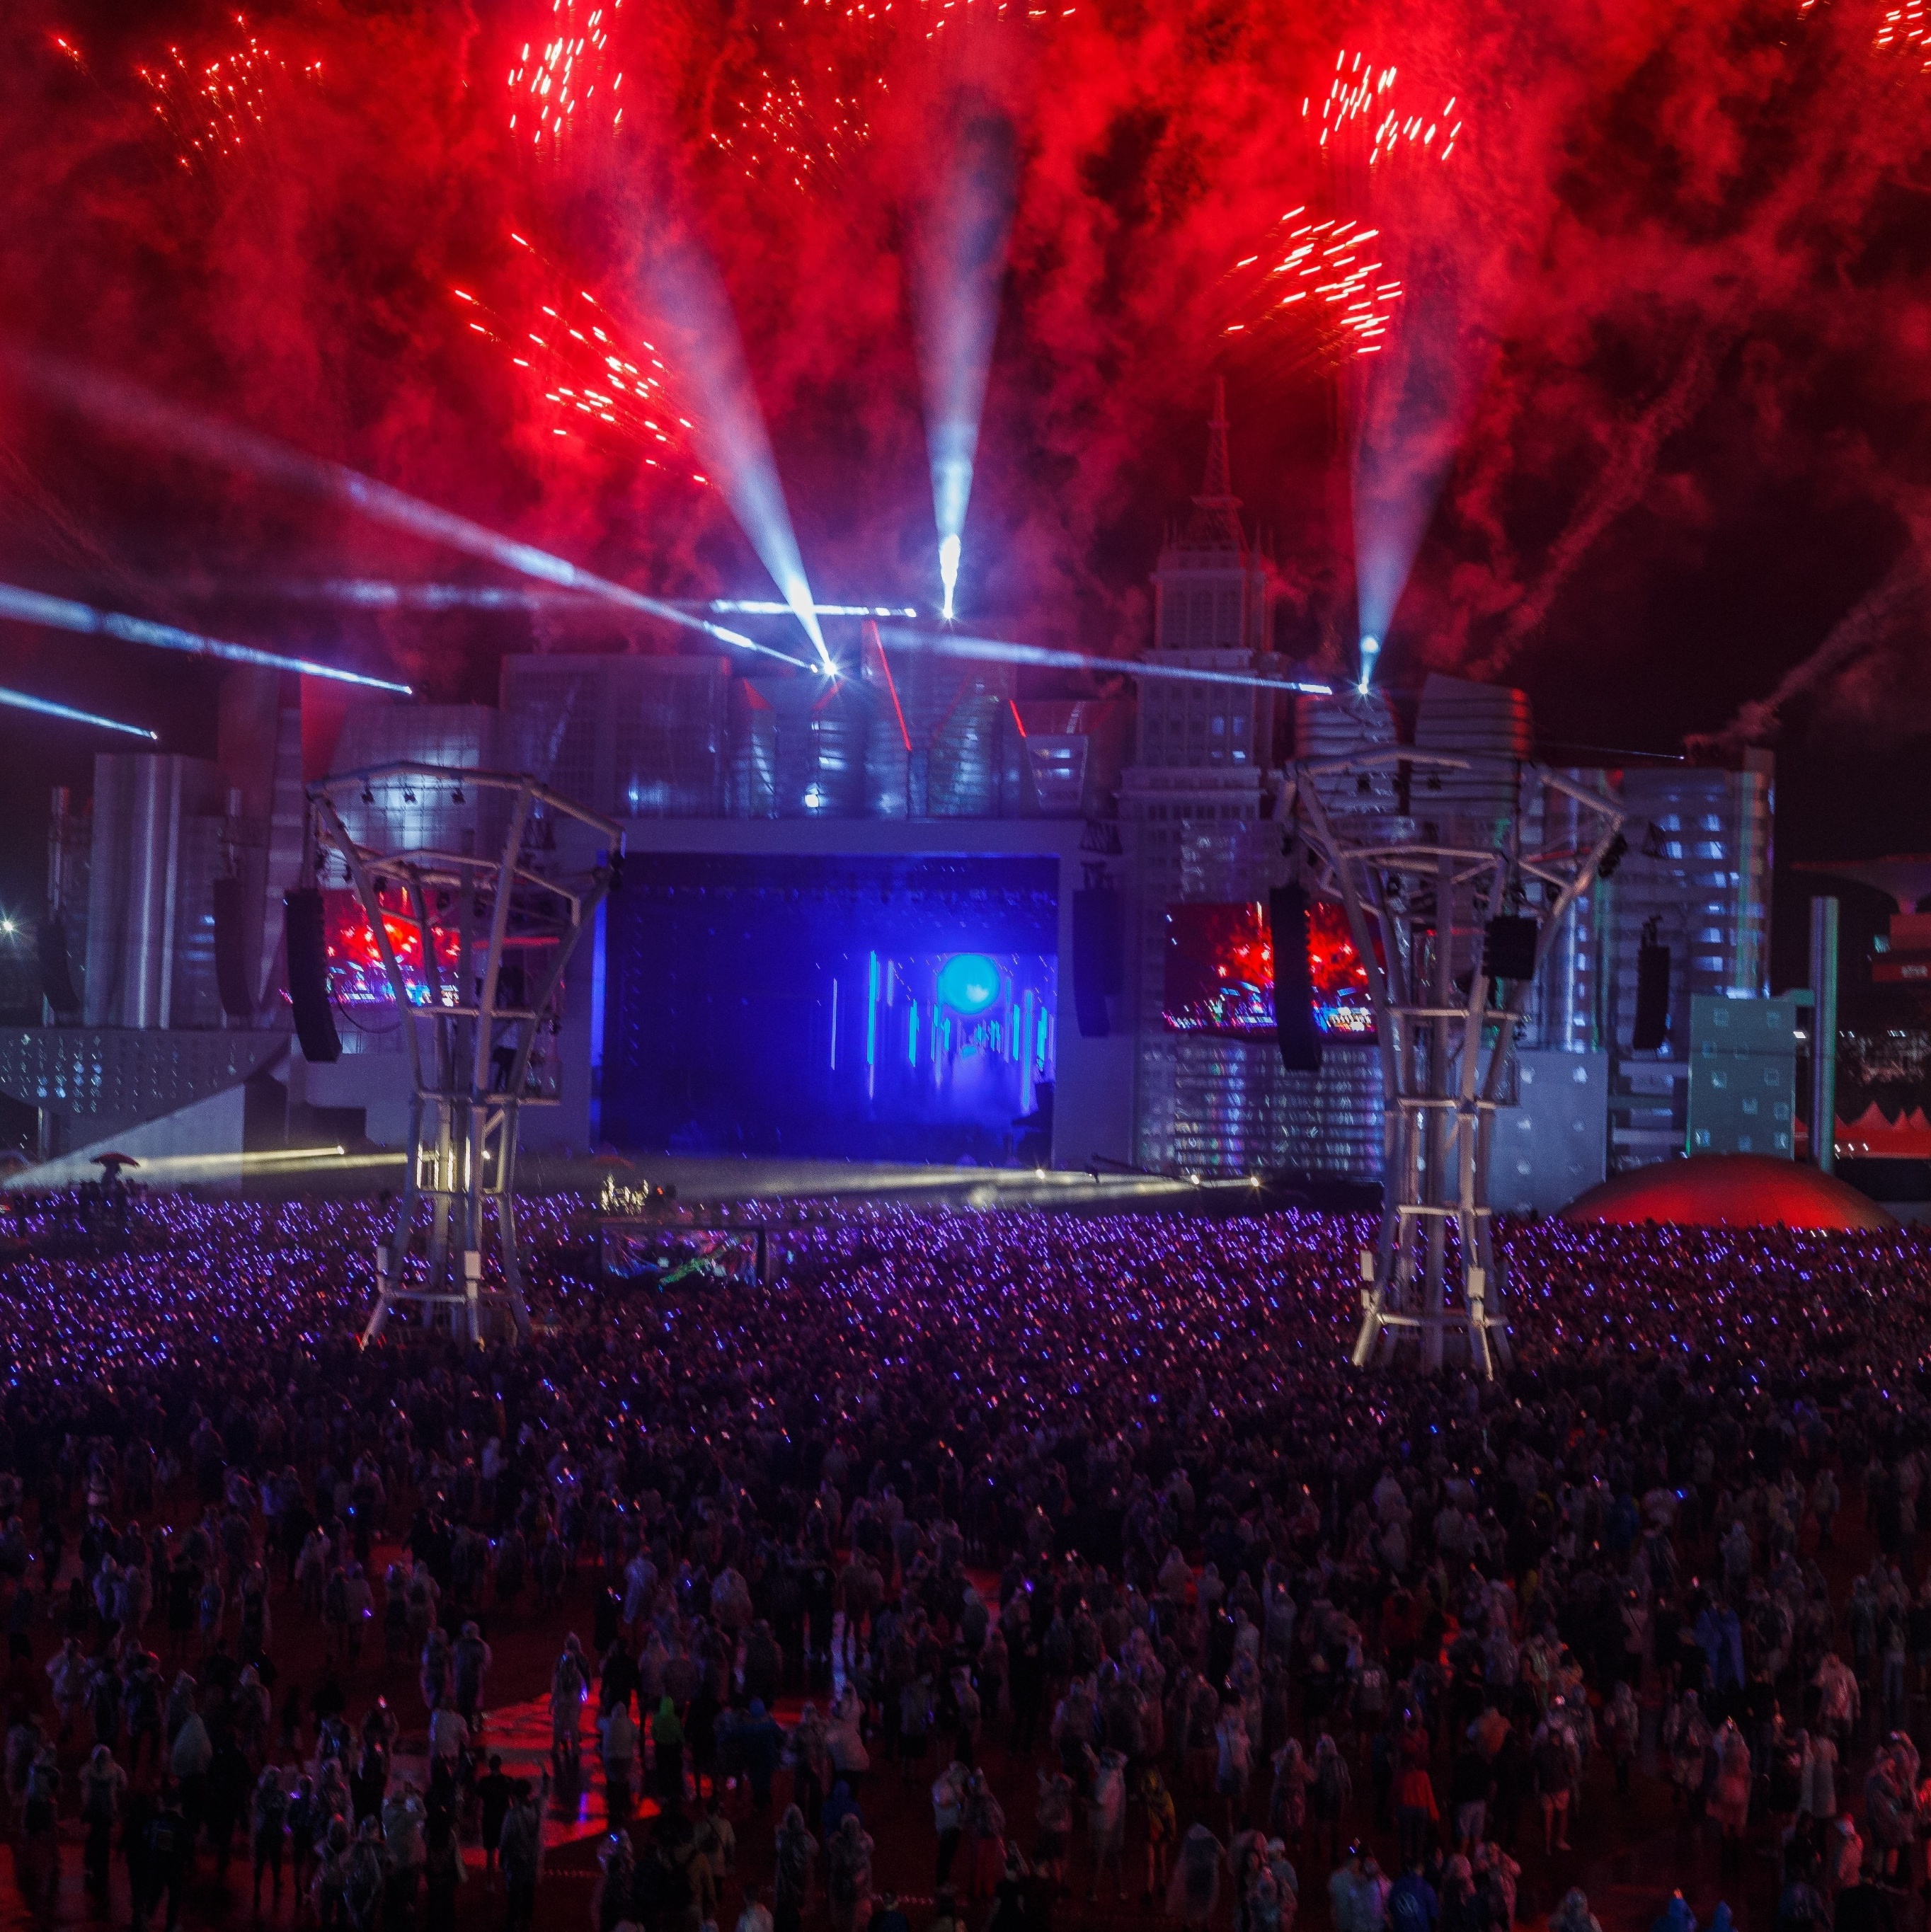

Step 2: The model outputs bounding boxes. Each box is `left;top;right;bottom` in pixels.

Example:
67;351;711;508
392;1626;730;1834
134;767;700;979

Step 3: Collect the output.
0;1190;1929;1932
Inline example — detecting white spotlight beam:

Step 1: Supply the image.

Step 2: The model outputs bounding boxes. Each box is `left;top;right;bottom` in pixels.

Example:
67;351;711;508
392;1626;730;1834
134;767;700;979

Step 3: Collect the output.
0;582;413;691
1;351;802;668
915;112;1019;625
1358;633;1382;693
640;242;830;669
0;685;156;740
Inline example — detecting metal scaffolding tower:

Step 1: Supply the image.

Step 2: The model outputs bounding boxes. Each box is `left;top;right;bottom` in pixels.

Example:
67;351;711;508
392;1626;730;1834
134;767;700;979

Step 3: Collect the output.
306;764;621;1346
1284;749;1626;1375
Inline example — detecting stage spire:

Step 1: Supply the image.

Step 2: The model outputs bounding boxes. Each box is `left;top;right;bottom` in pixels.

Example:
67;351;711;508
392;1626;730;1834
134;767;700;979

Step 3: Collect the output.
1185;379;1244;553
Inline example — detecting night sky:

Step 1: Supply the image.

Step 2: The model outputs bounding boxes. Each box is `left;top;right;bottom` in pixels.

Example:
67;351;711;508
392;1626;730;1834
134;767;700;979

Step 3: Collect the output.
2;0;1929;990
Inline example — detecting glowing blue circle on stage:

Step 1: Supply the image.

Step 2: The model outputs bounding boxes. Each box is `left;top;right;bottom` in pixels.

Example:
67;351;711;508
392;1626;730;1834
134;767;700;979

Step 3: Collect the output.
938;953;1002;1016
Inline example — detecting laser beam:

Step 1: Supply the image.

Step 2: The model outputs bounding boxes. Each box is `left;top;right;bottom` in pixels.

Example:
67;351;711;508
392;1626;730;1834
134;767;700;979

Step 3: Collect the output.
876;625;1333;695
1;351;802;667
0;582;413;691
154;580;915;624
0;685;156;740
709;601;920;618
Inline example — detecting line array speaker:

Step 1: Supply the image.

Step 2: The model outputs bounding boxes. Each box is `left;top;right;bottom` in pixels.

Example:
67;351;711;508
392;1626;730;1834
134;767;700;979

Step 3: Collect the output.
213;875;255;1020
1268;885;1323;1074
1632;941;1671;1052
37;916;80;1015
1072;887;1123;1040
285;887;341;1063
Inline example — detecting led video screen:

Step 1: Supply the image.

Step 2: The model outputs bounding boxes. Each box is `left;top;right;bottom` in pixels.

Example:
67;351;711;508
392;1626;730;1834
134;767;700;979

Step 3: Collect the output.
1162;898;1373;1039
322;887;462;1007
602;854;1058;1163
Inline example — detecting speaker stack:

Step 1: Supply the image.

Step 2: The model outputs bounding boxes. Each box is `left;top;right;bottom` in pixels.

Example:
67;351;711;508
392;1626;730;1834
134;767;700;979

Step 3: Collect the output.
284;887;341;1063
213;876;255;1020
1071;886;1123;1039
1268;884;1323;1074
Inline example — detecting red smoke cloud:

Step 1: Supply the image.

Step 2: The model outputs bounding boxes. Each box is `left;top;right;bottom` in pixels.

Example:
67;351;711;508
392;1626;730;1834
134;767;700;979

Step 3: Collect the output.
1;0;1928;752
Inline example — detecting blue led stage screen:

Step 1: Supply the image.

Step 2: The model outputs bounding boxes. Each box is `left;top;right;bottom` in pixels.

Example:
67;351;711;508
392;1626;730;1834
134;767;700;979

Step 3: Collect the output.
602;855;1057;1161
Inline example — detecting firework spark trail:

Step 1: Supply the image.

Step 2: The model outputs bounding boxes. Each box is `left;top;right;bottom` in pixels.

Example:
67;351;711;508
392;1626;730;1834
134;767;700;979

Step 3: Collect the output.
0;582;412;691
0;352;801;666
704;0;893;192
1220;47;1459;367
452;234;706;484
1213;45;1465;682
137;22;321;177
1222;207;1405;364
710;62;883;192
710;0;1072;192
1872;0;1931;63
1469;338;1722;680
1806;0;1931;67
508;0;626;154
1312;47;1462;165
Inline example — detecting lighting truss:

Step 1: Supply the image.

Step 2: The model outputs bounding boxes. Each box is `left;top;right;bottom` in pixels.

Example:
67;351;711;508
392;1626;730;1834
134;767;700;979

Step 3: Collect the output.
307;763;622;1346
1283;751;1627;1376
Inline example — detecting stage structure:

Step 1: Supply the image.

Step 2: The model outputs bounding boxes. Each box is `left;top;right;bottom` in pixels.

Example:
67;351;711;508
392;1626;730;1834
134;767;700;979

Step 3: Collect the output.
306;764;622;1345
1285;716;1627;1375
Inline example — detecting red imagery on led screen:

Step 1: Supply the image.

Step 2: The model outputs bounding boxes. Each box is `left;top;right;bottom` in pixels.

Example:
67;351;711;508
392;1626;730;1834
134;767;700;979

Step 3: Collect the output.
1162;899;1373;1039
323;887;464;1006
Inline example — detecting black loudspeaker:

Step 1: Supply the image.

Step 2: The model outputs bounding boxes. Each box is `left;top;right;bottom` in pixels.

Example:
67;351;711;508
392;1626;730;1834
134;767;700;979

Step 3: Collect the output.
37;915;80;1014
1268;884;1323;1074
1632;941;1671;1051
284;887;341;1063
1072;887;1123;1039
212;875;255;1020
1483;914;1538;982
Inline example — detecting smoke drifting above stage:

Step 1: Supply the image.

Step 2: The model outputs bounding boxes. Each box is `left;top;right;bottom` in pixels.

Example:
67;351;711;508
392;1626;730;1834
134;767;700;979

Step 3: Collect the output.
1;0;1930;783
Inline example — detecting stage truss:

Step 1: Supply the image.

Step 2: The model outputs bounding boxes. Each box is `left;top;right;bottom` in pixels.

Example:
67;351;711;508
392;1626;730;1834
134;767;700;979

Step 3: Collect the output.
306;764;622;1346
1283;751;1626;1376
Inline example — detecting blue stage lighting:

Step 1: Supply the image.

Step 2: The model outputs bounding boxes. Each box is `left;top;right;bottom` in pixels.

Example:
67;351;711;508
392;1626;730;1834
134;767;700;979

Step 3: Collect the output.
938;953;1002;1016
